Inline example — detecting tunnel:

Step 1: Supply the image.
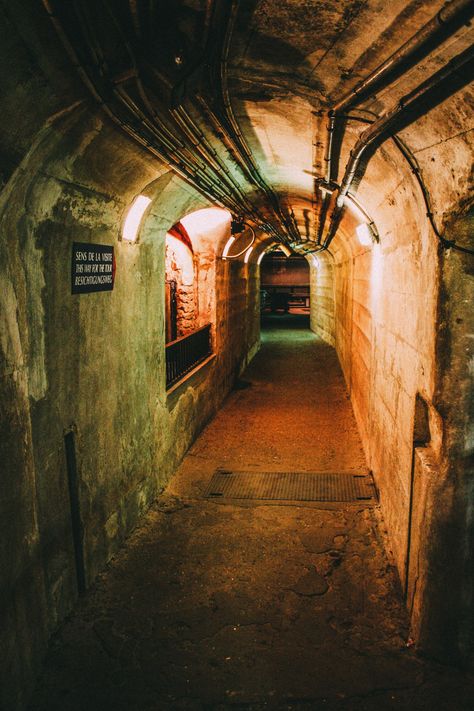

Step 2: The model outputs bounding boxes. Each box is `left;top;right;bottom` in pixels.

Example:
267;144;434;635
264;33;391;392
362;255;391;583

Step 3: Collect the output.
1;0;473;708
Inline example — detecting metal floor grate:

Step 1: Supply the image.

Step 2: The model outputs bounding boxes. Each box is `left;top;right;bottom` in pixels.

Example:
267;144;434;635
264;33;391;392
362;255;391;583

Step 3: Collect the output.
204;470;375;502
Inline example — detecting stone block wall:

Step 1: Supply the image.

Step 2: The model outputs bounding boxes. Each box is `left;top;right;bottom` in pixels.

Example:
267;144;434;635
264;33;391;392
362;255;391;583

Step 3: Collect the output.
308;131;473;662
165;238;197;338
0;107;260;710
310;163;437;589
309;253;335;347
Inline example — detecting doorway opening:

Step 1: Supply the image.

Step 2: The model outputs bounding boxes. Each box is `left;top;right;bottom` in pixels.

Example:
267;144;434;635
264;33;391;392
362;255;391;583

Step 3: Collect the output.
164;209;231;390
260;250;310;330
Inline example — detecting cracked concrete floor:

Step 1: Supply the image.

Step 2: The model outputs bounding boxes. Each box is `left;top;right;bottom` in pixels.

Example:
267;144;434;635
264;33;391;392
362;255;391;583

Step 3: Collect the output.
29;316;474;710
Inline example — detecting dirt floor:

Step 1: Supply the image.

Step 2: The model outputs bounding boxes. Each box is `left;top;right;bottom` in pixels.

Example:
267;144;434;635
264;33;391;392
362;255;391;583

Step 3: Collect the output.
29;315;474;710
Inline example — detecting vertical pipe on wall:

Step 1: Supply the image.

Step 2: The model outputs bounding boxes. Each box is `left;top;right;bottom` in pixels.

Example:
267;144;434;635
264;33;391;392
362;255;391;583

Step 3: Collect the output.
64;431;86;595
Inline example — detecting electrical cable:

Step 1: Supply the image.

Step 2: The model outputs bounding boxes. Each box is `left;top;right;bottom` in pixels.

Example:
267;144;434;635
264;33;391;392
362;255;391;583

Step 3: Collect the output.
344;113;474;256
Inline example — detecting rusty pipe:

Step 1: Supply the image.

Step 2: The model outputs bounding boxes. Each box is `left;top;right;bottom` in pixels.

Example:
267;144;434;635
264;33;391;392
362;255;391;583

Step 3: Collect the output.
323;0;474;184
334;0;474;115
324;43;474;248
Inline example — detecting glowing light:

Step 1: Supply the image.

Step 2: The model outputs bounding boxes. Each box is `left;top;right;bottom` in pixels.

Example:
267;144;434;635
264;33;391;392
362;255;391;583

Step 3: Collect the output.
244;246;254;264
346;196;380;244
278;245;291;257
181;208;231;236
222;236;235;259
356;223;373;246
257;242;278;265
122;195;151;242
308;254;320;268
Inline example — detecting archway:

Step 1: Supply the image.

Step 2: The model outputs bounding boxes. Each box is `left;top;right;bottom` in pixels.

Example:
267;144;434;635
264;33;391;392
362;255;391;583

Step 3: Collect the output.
260;249;310;329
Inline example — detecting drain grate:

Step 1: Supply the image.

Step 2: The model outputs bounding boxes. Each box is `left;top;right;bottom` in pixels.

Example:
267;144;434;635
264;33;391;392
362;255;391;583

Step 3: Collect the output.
204;470;375;503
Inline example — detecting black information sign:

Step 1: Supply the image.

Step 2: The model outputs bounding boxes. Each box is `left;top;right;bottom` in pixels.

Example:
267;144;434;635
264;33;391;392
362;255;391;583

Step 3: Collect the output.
71;242;115;294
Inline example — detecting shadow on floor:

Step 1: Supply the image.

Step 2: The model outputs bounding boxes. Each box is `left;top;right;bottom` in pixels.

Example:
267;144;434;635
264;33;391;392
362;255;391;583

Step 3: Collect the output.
261;311;310;330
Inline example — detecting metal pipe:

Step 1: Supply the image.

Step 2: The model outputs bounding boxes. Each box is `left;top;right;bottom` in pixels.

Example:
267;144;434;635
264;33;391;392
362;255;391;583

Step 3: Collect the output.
324;113;337;183
332;113;473;253
339;44;474;206
172;106;257;212
320;0;474;237
333;0;474;115
316;192;331;245
43;0;264;221
217;0;301;243
323;44;474;248
195;99;284;232
222;224;256;259
198;96;295;240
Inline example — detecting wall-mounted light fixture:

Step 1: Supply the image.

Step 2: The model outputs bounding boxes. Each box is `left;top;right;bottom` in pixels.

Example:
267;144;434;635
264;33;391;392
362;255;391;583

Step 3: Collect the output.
122;195;151;242
222;236;236;259
343;193;380;246
256;241;279;266
231;216;245;234
221;224;255;260
356;222;378;246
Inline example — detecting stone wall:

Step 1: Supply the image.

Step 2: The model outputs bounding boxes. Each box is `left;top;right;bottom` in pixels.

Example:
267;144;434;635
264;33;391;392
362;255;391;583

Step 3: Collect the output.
0;106;260;710
309;253;335;346
309;184;437;622
1;0;473;693
165;236;197;338
309;129;473;662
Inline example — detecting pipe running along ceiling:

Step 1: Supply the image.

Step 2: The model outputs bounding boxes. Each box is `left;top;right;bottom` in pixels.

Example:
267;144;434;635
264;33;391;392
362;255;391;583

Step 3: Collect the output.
42;0;474;255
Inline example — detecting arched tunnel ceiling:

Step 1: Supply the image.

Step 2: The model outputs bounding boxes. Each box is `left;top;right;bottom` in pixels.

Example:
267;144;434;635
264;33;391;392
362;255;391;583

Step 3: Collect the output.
227;0;474;250
27;1;474;253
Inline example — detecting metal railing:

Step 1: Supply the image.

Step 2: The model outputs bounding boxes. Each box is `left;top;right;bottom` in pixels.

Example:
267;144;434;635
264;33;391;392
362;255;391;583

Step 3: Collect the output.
166;324;212;389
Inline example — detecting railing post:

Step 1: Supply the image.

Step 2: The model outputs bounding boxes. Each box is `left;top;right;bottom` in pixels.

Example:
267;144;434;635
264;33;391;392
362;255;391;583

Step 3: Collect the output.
165;323;212;389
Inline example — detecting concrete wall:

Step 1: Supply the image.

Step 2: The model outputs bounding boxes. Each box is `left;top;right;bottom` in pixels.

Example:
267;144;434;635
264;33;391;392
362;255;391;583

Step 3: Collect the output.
309;253;335;347
421;211;474;662
309;130;473;662
0;107;260;710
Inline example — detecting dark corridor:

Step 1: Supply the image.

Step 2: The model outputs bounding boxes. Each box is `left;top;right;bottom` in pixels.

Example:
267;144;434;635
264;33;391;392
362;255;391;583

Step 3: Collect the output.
28;326;474;711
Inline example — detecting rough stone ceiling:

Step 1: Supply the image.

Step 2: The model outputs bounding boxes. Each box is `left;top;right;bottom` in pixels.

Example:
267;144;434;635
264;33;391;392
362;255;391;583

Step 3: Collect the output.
227;0;474;244
42;0;474;251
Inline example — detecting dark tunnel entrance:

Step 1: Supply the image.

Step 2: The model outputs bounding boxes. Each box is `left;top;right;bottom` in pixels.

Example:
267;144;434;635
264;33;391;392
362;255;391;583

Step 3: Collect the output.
260;250;310;330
